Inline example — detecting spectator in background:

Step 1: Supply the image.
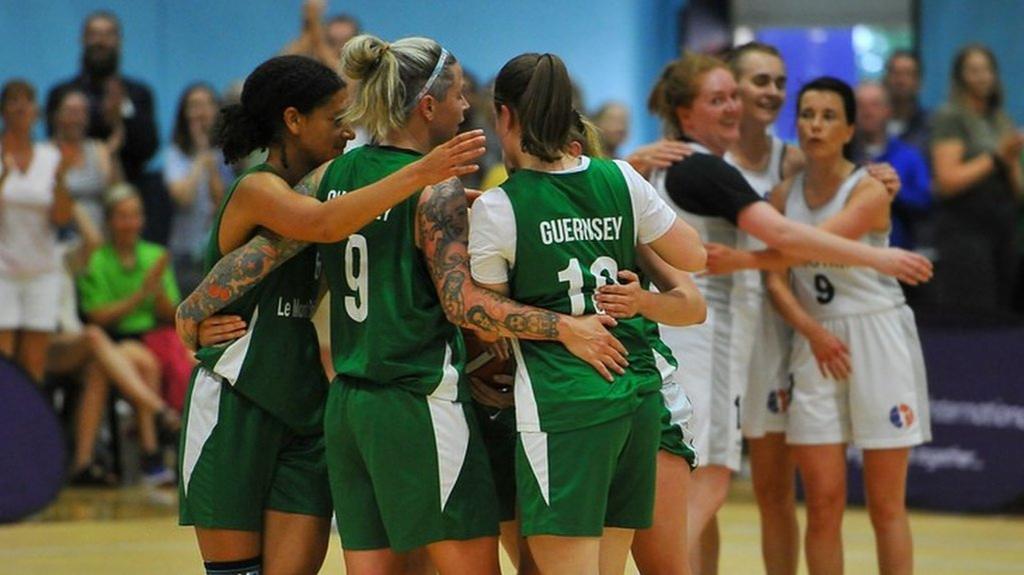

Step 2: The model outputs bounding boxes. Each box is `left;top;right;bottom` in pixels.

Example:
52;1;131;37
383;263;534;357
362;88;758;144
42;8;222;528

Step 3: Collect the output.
47;199;178;486
164;84;233;294
884;50;931;155
931;44;1023;314
593;101;630;158
51;88;121;227
853;82;932;253
77;184;195;441
281;0;361;70
324;14;360;55
0;80;73;383
45;11;159;188
457;69;498;189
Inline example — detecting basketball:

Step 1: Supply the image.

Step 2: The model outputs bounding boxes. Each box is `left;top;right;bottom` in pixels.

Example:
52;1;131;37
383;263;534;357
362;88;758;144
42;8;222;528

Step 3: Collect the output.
462;329;514;390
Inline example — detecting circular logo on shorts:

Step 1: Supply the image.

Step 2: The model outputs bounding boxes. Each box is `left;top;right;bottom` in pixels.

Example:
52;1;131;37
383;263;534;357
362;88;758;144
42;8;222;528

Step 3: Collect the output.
889;404;915;429
767;388;791;414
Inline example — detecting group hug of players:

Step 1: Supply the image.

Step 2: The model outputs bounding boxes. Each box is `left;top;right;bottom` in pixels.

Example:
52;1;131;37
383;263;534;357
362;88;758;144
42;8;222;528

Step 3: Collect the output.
172;34;934;575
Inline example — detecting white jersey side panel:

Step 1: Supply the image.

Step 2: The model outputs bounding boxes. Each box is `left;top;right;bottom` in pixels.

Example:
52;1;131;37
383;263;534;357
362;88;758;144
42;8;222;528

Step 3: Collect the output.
785;168;905;319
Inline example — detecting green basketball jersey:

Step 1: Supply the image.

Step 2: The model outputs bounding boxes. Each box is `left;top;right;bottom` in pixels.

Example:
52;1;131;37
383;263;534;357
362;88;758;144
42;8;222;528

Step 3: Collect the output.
639;278;679;381
195;164;327;434
503;158;662;433
316;146;466;400
645;318;679;381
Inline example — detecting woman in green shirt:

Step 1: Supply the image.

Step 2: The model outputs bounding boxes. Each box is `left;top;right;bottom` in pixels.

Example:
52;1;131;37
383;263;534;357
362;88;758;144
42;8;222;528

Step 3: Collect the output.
76;182;180;484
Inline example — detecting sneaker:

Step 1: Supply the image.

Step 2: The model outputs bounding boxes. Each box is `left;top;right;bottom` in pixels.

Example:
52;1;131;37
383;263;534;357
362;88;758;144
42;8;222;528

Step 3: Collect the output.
69;463;118;488
142;465;176;488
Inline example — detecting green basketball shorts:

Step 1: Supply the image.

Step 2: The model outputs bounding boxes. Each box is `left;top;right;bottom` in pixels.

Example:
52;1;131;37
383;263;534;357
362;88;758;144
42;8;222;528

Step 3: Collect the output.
516;391;661;537
324;378;500;552
179;367;331;530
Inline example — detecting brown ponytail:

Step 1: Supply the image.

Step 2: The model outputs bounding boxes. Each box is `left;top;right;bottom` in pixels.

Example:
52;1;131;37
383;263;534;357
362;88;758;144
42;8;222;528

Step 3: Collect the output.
494;53;575;162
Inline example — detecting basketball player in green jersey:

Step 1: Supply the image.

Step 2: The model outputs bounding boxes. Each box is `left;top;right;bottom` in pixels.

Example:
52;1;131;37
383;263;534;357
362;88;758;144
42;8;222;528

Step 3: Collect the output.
173;55;487;575
320;35;643;575
597;252;704;575
180;38;630;575
476;114;707;575
469;53;706;575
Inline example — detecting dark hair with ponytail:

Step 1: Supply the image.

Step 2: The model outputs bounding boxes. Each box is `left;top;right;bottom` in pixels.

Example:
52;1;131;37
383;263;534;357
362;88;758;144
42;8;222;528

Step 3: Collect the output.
493;53;575;162
797;76;856;159
215;55;345;163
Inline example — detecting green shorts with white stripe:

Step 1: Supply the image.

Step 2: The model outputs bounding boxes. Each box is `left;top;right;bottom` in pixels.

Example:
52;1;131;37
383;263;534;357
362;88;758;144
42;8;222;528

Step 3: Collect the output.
658;379;699;469
178;367;332;531
324;377;500;552
516;391;661;537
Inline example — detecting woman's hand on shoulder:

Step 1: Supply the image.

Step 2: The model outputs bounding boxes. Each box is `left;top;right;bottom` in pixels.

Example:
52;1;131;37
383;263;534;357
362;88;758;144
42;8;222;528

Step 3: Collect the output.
625;140;694;177
865;162;901;200
412;130;487;188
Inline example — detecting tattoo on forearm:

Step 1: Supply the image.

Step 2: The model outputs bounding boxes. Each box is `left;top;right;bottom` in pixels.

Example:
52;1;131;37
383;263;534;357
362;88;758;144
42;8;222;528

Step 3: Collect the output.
176;230;309;325
418;177;562;340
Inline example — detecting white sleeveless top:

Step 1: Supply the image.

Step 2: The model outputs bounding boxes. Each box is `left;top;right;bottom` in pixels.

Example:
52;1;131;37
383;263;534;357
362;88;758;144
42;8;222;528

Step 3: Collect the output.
786;168;905;319
653;142;759;308
0;142;62;277
63;139;108;227
724;136;787;296
724;135;786;200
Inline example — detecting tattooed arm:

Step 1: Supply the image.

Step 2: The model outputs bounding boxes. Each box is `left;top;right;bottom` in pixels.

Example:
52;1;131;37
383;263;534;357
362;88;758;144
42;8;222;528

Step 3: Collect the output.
175;229;308;350
417;177;629;381
230;131;487;244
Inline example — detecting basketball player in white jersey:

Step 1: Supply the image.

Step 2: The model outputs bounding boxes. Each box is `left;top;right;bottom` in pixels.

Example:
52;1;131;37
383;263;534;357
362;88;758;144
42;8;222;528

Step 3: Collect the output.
646;53;931;575
711;76;930;575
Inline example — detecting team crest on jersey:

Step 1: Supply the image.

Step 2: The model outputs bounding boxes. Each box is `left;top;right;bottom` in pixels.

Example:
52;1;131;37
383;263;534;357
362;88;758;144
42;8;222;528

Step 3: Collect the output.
889;404;915;429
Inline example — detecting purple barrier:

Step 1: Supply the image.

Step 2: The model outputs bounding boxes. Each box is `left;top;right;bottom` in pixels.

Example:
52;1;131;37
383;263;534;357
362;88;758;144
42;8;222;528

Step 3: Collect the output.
0;357;66;523
846;321;1024;512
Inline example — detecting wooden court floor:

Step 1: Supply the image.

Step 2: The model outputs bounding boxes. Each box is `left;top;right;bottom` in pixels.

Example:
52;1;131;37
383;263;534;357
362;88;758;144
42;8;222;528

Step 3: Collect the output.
1;480;1022;574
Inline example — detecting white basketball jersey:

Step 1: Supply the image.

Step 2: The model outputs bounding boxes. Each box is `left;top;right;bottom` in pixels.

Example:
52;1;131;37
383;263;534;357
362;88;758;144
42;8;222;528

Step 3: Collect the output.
785;168;905;319
652;143;758;309
724;136;787;296
724;136;786;200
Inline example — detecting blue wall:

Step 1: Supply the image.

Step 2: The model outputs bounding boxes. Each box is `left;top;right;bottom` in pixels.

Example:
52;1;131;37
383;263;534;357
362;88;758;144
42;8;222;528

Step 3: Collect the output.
918;0;1024;124
0;0;686;165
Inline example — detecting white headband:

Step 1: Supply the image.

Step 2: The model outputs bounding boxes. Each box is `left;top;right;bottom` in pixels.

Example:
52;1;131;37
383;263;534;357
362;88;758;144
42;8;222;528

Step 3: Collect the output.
408;47;450;111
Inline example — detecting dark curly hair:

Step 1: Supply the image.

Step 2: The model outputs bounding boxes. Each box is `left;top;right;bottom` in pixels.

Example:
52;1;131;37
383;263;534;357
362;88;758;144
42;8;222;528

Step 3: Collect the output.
215;55;345;163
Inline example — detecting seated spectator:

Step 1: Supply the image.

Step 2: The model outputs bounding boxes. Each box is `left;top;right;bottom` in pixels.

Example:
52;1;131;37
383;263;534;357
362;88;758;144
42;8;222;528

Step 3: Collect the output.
164;84;233;295
0;79;73;383
50;88;122;228
77;183;195;419
853;81;932;252
593;101;631;157
48;200;178;486
930;44;1024;314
